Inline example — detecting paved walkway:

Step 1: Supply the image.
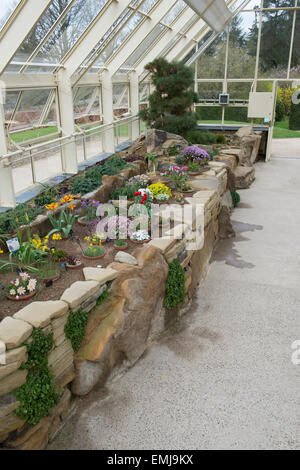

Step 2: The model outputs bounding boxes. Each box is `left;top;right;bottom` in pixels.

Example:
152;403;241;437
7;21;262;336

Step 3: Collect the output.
49;156;300;450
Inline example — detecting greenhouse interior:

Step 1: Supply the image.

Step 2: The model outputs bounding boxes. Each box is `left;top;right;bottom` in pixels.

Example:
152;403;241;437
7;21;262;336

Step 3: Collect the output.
0;0;299;452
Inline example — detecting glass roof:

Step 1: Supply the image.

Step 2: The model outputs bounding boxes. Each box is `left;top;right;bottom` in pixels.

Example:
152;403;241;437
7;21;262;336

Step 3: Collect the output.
0;0;243;80
0;0;21;31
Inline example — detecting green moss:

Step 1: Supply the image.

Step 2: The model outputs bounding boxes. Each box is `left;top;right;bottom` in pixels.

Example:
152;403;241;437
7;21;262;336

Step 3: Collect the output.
164;259;185;309
64;308;89;352
14;329;59;426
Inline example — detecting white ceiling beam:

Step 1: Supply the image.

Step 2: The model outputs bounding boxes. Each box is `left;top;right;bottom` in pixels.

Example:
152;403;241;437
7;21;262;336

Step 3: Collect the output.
166;18;208;62
61;0;129;78
135;8;197;76
0;0;53;76
183;0;232;33
2;73;56;90
106;0;179;77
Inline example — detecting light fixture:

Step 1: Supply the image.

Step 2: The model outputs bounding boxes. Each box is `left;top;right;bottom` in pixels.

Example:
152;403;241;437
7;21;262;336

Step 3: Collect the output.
183;0;232;33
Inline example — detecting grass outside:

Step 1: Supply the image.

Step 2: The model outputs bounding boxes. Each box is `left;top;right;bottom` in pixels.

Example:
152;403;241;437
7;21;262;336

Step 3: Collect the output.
273;121;300;139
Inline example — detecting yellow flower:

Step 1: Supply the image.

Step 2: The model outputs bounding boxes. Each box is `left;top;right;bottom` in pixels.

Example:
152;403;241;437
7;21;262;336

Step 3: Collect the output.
0;249;3;254
69;204;75;211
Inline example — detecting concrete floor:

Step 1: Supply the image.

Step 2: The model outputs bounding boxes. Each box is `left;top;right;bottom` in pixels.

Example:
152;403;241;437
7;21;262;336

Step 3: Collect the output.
271;138;300;158
49;156;300;450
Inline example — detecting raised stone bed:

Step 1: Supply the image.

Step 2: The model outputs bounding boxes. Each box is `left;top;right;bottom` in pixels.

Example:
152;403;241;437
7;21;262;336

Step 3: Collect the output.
0;132;245;450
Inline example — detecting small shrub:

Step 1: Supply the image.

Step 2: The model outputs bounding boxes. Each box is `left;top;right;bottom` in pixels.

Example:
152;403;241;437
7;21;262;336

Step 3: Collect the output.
184;130;217;145
164;259;185;309
289;101;300;130
0;204;43;234
276;98;285;122
84;245;104;258
231;190;240;208
65;308;89;352
216;134;227;144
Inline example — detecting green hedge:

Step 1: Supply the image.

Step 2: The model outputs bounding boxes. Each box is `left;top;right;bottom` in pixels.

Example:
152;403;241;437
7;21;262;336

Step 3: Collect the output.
197;106;249;123
289;102;300;130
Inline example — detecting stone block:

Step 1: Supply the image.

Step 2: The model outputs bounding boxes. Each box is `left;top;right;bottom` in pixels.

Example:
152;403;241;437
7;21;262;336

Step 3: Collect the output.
4;346;27;365
0;356;27;380
0;369;28;396
0;317;32;350
13;301;69;328
60;280;100;311
114;251;138;265
83;267;118;284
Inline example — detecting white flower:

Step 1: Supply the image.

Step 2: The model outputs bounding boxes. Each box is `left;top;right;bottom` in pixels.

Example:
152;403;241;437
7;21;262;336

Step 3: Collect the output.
15;278;20;287
27;279;37;292
138;188;153;200
17;286;26;296
20;272;30;281
156;193;169;201
131;230;150;241
9;289;16;296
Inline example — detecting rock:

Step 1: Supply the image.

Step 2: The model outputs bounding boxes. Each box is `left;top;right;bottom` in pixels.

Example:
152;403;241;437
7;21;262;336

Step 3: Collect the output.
0;393;20;419
233;127;261;166
114;251;138;265
73;246;168;395
222;190;234;210
234;165;255;189
149;237;177;254
48;340;73;368
0;409;25;443
83;267;118;284
218;206;235;239
190;176;219;191
60;280;100;311
71;360;104;396
0;317;33;350
4;416;52;450
13;301;69;328
131;129;188;157
0;369;28;397
3;346;27;366
0;357;26;380
55;364;75;388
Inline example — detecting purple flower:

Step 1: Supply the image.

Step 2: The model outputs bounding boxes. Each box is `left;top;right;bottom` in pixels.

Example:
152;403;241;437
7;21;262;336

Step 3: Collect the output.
181;146;210;161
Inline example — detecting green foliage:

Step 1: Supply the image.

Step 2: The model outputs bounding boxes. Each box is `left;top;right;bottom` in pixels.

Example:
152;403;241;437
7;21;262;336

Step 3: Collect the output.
184;129;217;145
139;58;198;136
34;184;58;207
216;134;227;144
14;329;59;426
231;190;241;208
197;106;249;123
48;209;78;238
71;157;129;195
167;146;179;156
84;245;104;258
96;289;109;306
164;259;185;309
65;308;89;352
0;204;43;235
289;101;300;130
276;98;285;122
175;154;186;166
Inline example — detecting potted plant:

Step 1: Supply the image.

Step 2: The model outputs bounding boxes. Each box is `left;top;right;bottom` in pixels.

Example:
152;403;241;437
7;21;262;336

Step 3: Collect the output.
51;249;68;263
65;255;83;270
83;244;105;260
180;146;211;173
48;207;78;239
38;260;60;284
162;166;188;192
147;183;172;202
78;200;101;226
84;233;107;245
114;239;128;251
130;230;151;244
6;273;37;301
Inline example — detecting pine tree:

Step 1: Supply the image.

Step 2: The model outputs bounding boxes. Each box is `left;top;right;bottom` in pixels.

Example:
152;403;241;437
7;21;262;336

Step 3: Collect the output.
139;58;198;136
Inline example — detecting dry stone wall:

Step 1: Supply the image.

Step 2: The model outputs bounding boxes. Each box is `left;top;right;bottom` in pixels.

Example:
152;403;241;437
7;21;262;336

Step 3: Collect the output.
0;143;234;450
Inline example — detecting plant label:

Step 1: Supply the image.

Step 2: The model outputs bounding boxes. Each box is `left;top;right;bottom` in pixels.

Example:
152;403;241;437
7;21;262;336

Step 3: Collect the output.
6;237;20;253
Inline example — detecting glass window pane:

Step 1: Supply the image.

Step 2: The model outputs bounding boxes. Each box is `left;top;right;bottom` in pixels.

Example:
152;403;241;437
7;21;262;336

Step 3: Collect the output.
73;86;100;124
228;12;258;79
122;24;166;70
32;0;108;65
6;0;73;72
197;33;227;79
0;0;21;30
162;0;186;26
290;10;300;78
113;84;129;117
258;6;294;78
